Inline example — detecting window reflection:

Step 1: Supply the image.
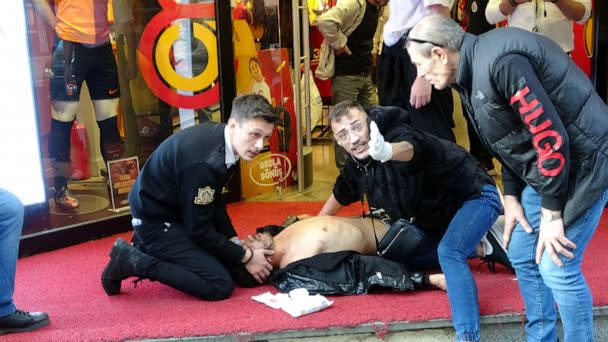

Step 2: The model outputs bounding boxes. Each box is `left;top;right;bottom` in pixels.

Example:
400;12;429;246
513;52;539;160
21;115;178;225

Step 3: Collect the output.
231;0;299;199
24;0;222;231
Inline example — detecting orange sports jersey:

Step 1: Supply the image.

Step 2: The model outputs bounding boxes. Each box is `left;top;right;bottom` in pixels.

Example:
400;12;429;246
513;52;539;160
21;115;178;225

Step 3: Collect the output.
55;0;111;44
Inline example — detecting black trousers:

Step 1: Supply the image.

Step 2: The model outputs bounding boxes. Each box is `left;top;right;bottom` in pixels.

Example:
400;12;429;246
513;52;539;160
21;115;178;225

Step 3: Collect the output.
377;40;456;143
133;222;256;300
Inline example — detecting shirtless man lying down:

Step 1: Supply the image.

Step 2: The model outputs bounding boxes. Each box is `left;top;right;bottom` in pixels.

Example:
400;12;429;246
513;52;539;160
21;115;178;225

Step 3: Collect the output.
237;214;448;294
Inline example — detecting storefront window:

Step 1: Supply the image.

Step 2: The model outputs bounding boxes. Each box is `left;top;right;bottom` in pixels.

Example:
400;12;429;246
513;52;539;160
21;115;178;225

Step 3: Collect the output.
231;0;301;199
22;0;225;233
0;1;47;207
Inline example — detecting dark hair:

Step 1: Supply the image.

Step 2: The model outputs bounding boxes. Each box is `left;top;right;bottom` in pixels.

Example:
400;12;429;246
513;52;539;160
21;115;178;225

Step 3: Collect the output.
255;224;285;237
231;94;280;124
328;100;366;125
250;0;266;27
279;1;293;49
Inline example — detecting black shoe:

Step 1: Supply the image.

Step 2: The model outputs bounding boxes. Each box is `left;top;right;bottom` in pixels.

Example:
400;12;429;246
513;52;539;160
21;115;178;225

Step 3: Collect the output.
480;223;515;274
0;310;50;335
101;237;145;295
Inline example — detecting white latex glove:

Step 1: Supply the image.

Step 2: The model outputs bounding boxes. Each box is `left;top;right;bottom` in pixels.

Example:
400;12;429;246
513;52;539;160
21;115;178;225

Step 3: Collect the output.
368;121;393;163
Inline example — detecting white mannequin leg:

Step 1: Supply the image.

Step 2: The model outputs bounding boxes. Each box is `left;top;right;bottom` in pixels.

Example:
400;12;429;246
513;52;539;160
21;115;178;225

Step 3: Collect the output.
92;98;119;121
51;101;79;122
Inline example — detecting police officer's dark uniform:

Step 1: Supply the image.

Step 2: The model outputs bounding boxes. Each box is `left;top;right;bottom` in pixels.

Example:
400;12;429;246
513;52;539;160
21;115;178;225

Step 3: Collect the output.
102;122;250;300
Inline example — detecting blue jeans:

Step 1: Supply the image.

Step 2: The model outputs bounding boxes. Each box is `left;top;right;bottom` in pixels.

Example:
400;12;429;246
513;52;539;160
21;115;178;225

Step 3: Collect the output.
508;186;608;342
438;185;502;342
0;189;24;317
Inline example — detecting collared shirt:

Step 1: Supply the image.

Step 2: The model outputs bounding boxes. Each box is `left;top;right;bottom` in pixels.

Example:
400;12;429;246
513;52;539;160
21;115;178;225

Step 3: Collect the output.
382;0;454;47
485;0;591;53
224;126;239;168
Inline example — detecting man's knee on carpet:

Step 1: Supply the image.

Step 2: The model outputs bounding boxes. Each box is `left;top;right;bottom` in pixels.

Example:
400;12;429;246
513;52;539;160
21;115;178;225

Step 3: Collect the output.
151;263;236;301
198;277;235;301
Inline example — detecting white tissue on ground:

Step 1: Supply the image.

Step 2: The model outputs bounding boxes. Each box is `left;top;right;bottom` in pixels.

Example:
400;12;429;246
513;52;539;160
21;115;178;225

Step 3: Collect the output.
251;288;333;317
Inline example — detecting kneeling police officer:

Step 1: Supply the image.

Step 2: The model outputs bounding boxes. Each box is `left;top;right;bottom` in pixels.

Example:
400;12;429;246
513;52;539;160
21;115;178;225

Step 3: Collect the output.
101;94;279;300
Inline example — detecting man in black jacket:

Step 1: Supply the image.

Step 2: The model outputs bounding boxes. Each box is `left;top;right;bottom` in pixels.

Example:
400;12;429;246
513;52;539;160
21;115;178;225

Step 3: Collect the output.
319;101;504;341
101;94;279;300
406;15;608;341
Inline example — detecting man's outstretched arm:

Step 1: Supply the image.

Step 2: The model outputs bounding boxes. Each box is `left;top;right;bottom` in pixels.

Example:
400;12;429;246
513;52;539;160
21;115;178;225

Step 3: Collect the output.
368;121;415;163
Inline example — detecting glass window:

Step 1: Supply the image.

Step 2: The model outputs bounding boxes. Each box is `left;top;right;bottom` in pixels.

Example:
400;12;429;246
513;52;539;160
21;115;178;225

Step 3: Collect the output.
231;0;302;199
21;0;225;233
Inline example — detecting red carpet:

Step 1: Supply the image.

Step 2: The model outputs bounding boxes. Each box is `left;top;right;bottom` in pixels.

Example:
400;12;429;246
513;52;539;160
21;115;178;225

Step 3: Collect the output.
4;203;608;342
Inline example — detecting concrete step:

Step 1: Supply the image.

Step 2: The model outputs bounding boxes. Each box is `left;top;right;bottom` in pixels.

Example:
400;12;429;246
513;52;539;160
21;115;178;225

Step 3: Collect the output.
135;306;608;341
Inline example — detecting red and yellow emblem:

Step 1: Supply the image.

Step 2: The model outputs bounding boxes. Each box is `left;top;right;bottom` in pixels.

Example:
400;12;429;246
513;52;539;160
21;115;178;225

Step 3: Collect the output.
138;0;219;109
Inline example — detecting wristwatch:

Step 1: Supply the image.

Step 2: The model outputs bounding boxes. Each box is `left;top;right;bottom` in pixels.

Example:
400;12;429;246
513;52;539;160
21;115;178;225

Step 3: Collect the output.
541;210;562;222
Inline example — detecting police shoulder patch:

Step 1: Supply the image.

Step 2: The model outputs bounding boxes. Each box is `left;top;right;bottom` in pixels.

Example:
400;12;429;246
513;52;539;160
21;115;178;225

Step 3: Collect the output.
194;186;215;205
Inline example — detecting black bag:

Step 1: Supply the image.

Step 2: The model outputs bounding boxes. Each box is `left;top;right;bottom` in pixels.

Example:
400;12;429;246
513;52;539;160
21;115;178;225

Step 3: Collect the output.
375;218;426;264
358;167;426;264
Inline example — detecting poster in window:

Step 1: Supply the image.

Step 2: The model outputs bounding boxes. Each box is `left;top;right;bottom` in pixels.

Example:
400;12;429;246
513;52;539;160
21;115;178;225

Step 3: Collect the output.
107;156;140;212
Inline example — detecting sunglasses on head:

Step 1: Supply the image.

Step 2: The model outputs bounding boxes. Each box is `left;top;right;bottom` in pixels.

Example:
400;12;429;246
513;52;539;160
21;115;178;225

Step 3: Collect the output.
405;37;444;48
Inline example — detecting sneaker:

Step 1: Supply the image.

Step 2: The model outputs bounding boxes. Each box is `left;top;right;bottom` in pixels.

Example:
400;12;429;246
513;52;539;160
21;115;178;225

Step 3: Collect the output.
101;237;146;296
0;310;50;335
480;222;515;274
53;186;79;210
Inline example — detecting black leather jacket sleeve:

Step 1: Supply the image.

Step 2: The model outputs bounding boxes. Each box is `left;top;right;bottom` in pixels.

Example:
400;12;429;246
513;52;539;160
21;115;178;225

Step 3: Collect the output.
493;54;570;211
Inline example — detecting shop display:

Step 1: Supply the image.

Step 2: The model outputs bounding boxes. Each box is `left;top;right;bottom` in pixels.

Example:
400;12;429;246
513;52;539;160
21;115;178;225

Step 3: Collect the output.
107;156;139;212
20;0;233;236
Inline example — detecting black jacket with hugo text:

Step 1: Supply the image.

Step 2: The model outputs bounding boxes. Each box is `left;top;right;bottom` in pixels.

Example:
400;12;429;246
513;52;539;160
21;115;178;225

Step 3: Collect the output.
455;28;608;225
128;123;244;264
332;106;494;233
